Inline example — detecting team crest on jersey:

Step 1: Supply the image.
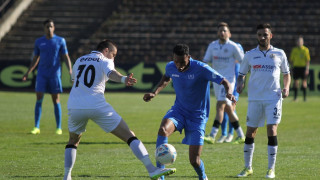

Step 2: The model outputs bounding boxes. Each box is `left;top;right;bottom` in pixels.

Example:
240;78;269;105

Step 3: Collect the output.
269;54;276;59
224;49;228;53
172;74;179;77
188;74;194;79
212;73;216;79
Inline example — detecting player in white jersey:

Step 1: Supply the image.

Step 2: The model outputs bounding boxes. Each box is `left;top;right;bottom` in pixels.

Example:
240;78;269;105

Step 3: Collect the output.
63;40;176;180
236;24;291;179
203;22;245;144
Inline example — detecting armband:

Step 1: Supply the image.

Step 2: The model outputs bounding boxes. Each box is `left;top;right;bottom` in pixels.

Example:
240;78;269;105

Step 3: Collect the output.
121;76;127;83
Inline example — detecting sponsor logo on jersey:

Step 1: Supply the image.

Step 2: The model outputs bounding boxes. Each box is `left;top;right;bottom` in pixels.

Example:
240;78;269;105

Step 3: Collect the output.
80;57;101;62
252;64;276;72
213;56;230;61
172;74;179;77
253;56;261;59
40;43;46;46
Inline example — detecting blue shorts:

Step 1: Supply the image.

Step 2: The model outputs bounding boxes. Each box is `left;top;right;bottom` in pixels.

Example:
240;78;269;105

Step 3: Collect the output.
163;108;207;145
35;75;63;94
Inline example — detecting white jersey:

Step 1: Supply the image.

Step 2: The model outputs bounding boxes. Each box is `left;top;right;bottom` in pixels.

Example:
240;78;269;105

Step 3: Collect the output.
68;51;114;109
203;39;244;83
239;45;290;101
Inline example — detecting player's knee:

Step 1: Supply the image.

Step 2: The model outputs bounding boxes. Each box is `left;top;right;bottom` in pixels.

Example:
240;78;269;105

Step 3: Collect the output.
245;137;254;144
127;136;138;146
268;136;278;146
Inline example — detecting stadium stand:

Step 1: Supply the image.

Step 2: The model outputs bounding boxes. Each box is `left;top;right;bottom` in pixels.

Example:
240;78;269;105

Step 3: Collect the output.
0;0;319;64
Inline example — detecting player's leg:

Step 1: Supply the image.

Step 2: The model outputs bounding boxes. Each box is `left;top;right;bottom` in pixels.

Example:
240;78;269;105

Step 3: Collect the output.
217;112;228;143
238;126;257;177
51;93;62;134
156;118;177;179
225;104;245;143
189;145;207;180
64;108;88;180
302;75;308;101
64;132;82;180
31;92;44;134
111;119;176;179
207;101;225;140
49;76;63;134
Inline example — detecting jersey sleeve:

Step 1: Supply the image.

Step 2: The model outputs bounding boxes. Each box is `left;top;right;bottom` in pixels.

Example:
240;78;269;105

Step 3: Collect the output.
203;44;213;63
104;60;115;77
233;43;244;63
60;38;69;55
280;50;290;74
33;40;40;56
239;53;250;76
202;64;224;84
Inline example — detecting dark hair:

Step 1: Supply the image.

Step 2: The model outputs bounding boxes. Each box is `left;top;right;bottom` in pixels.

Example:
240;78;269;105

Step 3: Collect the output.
43;19;54;26
173;44;189;56
218;22;229;29
256;23;272;31
96;39;117;51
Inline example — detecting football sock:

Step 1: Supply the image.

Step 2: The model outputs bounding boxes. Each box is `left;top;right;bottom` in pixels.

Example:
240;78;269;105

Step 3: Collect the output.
64;145;77;180
228;110;235;135
34;99;43;128
128;137;156;173
54;103;62;129
293;87;298;100
192;159;206;180
231;121;245;138
268;136;278;170
156;135;168;179
221;112;228;136
210;120;220;137
301;87;306;101
244;137;254;168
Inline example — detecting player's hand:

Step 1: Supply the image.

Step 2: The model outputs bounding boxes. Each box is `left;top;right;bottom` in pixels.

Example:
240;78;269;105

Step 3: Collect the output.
143;93;155;102
22;74;28;82
125;73;137;86
226;93;237;104
282;88;289;98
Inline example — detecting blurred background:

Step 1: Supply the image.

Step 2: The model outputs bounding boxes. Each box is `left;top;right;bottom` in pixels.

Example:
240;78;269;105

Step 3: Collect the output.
0;0;319;93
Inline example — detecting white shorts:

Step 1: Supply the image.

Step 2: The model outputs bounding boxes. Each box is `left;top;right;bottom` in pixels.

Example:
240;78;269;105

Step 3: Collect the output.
68;104;122;135
246;99;282;127
213;81;235;105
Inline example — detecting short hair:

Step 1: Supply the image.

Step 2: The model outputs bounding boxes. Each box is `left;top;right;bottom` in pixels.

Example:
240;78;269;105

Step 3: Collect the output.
96;39;117;52
256;23;272;32
43;19;54;26
217;22;229;29
173;44;189;56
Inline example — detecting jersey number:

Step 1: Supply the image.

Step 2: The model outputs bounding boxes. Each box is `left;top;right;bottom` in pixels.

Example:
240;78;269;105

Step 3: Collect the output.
75;65;95;88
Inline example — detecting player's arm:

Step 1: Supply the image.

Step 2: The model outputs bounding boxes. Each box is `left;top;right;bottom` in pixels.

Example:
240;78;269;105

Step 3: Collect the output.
305;60;310;76
22;55;40;81
236;74;246;94
143;75;171;102
62;54;73;76
221;78;237;103
282;73;291;98
108;70;137;86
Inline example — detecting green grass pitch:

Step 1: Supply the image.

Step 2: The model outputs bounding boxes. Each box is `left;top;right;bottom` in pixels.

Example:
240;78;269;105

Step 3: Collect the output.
0;91;319;179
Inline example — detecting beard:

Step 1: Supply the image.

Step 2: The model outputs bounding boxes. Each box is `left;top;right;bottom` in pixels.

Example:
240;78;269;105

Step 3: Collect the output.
258;40;269;48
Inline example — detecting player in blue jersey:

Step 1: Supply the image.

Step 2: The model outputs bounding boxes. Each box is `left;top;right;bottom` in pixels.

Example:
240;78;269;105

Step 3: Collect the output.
143;44;236;180
22;19;72;135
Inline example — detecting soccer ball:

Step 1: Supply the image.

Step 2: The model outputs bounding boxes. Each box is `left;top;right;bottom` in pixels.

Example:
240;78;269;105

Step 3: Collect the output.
155;143;177;165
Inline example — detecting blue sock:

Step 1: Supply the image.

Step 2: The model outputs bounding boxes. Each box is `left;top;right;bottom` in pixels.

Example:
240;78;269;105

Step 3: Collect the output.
228;110;236;135
221;112;228;136
156;135;168;180
193;159;206;180
54;103;62;129
34;99;43;128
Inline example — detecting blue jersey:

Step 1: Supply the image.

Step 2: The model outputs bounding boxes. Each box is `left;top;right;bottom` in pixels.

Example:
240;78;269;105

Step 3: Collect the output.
34;34;68;78
165;59;224;121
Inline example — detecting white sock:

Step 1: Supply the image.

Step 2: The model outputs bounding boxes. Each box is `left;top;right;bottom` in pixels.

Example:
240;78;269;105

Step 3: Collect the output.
236;126;245;138
268;145;278;171
244;143;254;168
64;148;77;180
210;127;219;138
129;139;157;173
